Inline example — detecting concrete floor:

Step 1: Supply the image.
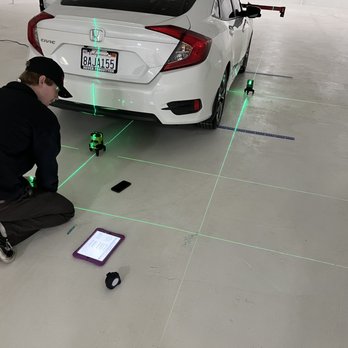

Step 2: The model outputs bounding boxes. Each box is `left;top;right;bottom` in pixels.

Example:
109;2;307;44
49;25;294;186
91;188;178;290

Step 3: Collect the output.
1;1;348;347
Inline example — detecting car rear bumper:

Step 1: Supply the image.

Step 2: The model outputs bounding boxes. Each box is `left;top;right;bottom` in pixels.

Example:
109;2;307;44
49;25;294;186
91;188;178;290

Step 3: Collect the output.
56;61;220;125
52;99;160;123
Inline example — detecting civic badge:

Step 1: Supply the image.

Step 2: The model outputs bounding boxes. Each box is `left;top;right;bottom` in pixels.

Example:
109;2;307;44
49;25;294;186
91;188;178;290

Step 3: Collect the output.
89;28;105;42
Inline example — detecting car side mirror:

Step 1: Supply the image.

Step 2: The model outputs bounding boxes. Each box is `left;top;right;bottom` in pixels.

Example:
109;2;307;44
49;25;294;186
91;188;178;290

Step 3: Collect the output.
237;6;261;18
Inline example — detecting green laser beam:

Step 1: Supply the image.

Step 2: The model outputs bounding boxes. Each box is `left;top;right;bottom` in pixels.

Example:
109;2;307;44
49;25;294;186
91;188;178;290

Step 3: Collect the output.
93;18;101;78
117;155;217;177
90;18;101;116
198;97;249;233
159;229;199;346
117;156;348;202
74;206;194;235
81;111;104;117
58;155;96;189
161;92;249;348
61;145;79;150
105;120;134;145
74;206;348;270
260;93;344;108
58;122;134;188
91;83;97;116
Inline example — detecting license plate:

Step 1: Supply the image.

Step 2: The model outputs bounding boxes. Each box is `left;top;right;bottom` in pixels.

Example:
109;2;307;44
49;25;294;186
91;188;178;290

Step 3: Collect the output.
81;48;118;73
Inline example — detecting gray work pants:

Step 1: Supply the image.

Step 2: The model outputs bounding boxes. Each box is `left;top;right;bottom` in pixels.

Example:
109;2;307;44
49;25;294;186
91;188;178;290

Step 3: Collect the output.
0;191;74;246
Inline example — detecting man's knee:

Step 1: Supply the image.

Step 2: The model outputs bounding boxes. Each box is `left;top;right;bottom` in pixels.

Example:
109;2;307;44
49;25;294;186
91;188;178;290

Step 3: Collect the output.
64;201;75;220
45;192;75;222
59;195;75;221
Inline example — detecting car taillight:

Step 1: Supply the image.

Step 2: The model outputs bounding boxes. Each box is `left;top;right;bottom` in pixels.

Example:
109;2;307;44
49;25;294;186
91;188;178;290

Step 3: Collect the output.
28;12;54;54
146;25;211;72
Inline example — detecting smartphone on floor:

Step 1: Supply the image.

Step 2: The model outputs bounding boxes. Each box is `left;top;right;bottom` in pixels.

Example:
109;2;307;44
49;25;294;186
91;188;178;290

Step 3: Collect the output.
111;180;131;193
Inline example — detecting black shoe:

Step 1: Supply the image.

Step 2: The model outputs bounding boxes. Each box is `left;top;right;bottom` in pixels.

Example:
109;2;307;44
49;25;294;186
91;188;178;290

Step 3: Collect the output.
0;223;15;264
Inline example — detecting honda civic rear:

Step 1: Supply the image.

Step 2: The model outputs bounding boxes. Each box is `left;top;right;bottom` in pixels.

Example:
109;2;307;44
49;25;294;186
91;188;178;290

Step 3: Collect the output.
27;0;249;127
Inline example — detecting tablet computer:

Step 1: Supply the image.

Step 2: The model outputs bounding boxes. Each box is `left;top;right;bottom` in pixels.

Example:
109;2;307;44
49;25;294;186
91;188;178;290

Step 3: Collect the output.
73;228;125;266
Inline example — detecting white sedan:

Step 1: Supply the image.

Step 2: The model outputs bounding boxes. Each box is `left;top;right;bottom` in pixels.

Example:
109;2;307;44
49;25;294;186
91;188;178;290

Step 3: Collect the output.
28;0;260;128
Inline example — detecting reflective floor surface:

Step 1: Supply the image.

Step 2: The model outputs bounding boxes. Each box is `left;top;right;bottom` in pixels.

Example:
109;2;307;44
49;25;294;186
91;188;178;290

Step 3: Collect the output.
1;1;348;347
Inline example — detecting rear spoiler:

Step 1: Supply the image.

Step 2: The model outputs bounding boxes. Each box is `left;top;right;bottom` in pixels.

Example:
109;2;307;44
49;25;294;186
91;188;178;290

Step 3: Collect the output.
242;2;286;17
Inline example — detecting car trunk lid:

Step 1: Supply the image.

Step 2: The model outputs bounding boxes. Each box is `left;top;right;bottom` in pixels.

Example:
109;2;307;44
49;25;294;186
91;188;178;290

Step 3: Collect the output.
34;4;191;84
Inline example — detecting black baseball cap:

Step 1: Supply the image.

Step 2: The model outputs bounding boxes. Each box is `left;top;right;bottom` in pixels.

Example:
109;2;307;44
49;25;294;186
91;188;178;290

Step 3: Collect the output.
25;56;72;98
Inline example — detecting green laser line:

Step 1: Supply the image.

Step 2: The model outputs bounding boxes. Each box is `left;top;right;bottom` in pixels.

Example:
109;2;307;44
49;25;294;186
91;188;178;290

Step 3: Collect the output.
227;89;245;96
117;155;217;177
159;226;199;346
252;49;263;81
74;206;348;270
58;121;133;188
117;156;348;202
90;18;101;116
157;97;255;337
229;89;346;109
74;206;194;235
91;83;97;116
93;18;101;78
239;49;343;109
164;46;348;338
161;56;263;344
105;120;134;145
159;222;348;346
198;97;249;233
262;94;345;108
81;111;104;117
61;145;79;150
58;155;96;189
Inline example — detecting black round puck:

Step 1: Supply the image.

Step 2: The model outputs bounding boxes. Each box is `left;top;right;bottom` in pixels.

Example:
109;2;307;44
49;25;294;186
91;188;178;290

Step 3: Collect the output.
105;272;121;289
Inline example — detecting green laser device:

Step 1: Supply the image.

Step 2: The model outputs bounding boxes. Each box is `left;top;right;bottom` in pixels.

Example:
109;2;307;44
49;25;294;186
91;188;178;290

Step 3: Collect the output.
244;79;255;95
26;176;37;189
89;131;106;156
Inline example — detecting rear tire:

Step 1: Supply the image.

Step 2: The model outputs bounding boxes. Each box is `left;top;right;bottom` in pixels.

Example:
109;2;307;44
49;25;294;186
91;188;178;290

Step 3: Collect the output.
199;70;228;129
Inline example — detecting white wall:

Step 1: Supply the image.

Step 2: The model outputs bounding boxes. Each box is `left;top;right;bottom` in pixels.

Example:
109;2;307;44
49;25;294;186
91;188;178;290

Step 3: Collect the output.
245;0;348;9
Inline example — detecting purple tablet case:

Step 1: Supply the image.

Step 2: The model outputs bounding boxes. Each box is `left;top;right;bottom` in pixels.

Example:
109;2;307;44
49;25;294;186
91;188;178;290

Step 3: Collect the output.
72;228;125;266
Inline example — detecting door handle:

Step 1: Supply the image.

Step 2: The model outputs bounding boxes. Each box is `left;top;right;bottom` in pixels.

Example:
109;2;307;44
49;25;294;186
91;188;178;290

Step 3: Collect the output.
229;25;235;35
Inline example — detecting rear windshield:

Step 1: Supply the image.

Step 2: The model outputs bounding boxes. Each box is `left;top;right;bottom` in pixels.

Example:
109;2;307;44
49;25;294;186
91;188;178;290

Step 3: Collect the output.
61;0;196;17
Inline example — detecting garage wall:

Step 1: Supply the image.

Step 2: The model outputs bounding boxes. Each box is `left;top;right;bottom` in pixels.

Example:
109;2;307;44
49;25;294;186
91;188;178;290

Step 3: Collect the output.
6;0;348;9
5;0;348;10
249;0;348;9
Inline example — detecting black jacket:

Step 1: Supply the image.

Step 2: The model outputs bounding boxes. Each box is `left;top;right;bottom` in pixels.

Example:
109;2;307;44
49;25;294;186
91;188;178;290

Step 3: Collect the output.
0;81;60;201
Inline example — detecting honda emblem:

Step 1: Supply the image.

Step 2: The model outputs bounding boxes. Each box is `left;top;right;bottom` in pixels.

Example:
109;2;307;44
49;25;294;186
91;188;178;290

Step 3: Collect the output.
89;28;105;42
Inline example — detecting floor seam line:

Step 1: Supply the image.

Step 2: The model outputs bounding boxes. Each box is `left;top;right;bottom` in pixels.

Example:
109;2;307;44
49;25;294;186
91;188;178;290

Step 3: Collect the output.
117;155;217;177
116;156;348;202
73;206;348;269
228;90;348;109
158;237;199;346
198;233;348;269
197;49;265;234
197;98;249;234
221;176;348;202
74;206;195;235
